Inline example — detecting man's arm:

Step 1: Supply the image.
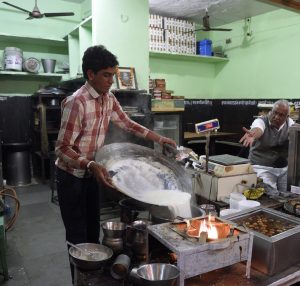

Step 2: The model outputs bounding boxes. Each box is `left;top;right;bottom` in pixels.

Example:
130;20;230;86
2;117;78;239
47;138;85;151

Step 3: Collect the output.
110;96;176;147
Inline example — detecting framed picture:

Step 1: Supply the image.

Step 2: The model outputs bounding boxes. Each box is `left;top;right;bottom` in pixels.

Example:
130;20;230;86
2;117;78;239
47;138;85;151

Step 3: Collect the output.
115;67;138;90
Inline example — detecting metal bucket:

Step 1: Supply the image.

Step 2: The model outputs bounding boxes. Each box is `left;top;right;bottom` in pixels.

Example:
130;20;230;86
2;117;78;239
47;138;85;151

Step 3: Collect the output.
41;58;56;73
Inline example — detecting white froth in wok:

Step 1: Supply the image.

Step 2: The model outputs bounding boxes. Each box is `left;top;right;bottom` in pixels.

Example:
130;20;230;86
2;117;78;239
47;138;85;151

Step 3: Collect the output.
106;157;192;218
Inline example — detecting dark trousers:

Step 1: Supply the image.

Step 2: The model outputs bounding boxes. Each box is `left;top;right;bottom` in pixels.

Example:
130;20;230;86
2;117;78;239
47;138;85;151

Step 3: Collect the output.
56;167;101;283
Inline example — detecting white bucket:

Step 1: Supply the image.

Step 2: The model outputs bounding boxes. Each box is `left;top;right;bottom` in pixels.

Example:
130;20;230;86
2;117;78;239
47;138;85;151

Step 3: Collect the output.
229;192;246;209
3;47;23;71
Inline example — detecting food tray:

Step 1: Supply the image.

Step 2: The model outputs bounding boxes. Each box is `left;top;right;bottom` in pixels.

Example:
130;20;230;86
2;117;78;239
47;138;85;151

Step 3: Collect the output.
224;206;300;275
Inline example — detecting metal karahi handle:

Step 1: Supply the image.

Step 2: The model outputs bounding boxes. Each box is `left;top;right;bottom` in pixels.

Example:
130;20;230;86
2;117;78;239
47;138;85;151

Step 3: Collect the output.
162;143;178;158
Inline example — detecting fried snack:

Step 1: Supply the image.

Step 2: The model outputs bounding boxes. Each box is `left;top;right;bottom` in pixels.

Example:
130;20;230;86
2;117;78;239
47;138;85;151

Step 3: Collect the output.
243;188;265;200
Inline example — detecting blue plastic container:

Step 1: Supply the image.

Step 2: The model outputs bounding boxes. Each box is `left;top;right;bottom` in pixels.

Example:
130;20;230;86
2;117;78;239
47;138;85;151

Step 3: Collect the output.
197;39;212;56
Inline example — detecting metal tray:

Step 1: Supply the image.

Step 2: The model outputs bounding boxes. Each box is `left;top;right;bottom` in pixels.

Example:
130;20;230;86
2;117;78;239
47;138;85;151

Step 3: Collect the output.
223;206;300;275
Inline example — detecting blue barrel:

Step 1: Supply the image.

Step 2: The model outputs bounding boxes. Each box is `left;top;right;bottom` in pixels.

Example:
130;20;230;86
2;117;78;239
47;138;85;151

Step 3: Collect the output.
197;39;212;56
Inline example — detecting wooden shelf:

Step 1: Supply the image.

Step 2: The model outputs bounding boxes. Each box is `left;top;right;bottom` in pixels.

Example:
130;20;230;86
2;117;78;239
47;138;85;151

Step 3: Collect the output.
149;51;229;63
0;71;63;79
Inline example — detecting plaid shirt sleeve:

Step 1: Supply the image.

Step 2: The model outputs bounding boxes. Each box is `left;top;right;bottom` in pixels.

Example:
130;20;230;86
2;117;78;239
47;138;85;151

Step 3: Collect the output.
56;94;90;170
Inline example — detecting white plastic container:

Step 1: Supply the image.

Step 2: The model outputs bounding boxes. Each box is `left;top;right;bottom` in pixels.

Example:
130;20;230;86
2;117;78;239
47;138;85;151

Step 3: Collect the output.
229;192;246;209
3;47;23;71
238;200;260;210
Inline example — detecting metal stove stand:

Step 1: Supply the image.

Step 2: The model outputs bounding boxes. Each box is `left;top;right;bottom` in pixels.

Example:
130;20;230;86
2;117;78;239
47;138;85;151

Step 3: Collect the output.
148;222;253;286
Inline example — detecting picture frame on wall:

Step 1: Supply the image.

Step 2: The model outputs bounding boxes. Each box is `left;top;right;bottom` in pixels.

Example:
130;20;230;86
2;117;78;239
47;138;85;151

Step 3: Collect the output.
115;67;138;90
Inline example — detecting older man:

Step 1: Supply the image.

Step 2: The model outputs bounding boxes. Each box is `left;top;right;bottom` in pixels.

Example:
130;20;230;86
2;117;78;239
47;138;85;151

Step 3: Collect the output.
240;100;294;193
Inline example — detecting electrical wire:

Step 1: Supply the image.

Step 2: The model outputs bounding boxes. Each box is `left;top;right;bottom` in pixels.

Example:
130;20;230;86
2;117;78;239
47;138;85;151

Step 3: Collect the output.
0;187;20;231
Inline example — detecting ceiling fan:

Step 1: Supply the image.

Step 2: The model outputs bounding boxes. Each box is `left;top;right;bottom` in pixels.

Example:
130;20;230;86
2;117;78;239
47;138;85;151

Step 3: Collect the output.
194;9;232;32
2;0;75;19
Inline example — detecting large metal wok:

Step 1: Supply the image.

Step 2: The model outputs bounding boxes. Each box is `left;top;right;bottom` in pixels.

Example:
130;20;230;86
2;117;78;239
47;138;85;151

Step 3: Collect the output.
95;143;194;218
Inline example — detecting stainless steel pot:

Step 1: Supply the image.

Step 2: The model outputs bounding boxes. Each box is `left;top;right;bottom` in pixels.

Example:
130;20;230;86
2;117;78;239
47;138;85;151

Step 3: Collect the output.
69;243;113;270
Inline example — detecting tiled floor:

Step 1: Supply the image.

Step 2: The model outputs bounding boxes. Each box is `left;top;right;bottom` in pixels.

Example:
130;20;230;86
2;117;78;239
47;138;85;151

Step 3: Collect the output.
1;181;121;286
2;182;72;286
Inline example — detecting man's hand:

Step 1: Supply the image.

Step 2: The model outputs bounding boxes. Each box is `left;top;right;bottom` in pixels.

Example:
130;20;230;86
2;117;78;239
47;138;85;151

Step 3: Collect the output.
88;162;115;188
239;127;263;147
159;136;177;148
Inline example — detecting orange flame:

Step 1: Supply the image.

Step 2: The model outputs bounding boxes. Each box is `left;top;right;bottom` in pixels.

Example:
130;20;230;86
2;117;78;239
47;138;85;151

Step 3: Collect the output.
199;216;219;240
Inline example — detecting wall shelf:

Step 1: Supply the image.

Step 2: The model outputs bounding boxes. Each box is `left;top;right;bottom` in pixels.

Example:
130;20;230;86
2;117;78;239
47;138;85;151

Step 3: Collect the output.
0;33;66;48
64;16;92;78
0;71;62;79
149;51;229;63
64;16;92;39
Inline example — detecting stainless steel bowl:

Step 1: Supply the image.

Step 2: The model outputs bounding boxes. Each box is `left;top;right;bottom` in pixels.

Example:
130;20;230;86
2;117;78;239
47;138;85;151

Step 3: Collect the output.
69;243;113;270
136;263;179;286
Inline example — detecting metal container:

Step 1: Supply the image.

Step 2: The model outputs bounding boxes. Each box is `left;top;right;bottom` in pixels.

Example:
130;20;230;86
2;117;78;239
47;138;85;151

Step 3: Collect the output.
41;58;56;73
224;206;300;275
151;204;205;224
136;263;180;286
69;243;113;270
131;220;151;262
95;143;193;201
110;254;131;280
119;198;147;224
22;57;40;73
3;47;23;71
101;221;126;238
101;221;126;254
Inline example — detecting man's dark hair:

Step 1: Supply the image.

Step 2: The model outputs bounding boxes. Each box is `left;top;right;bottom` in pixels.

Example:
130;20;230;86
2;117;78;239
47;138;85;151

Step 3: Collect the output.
82;45;119;79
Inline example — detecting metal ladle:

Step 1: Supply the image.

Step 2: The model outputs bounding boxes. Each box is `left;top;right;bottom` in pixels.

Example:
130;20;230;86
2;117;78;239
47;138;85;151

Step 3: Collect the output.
66;241;94;258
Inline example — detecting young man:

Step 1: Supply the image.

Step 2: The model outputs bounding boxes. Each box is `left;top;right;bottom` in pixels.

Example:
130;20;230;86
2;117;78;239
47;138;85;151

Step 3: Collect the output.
55;45;176;282
240;99;294;193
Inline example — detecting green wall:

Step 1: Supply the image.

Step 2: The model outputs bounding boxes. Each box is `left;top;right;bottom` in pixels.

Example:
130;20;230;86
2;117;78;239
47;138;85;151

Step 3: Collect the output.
1;2;300;99
0;0;81;38
212;9;300;99
150;8;300;100
0;0;82;95
92;0;149;91
150;57;217;98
